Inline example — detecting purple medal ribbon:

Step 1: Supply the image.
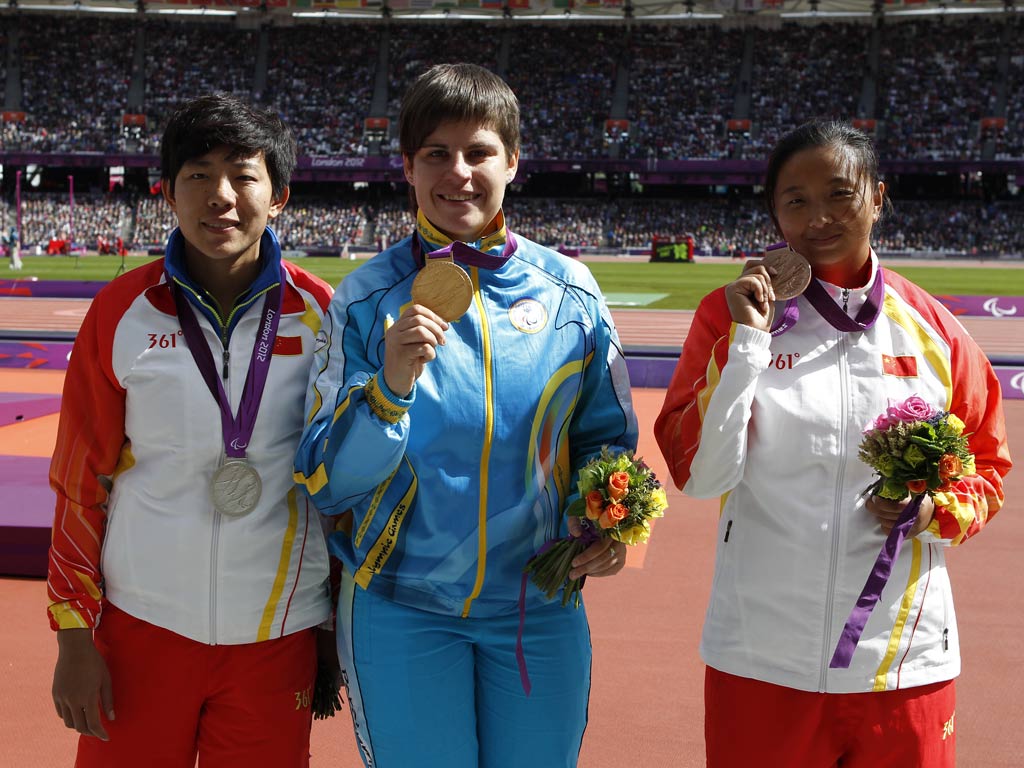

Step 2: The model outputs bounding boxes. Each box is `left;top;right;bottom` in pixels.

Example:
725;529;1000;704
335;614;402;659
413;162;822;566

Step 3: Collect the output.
516;539;559;697
172;269;284;460
516;525;600;696
412;232;518;270
770;269;885;336
830;494;924;668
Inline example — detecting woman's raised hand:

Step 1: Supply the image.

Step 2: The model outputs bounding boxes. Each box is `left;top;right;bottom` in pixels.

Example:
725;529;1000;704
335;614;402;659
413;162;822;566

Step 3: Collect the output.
383;305;449;398
724;258;777;332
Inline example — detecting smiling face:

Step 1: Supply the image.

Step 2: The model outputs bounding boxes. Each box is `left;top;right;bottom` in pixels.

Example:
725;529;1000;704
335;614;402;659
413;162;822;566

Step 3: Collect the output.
403;120;518;243
772;144;883;281
163;145;288;271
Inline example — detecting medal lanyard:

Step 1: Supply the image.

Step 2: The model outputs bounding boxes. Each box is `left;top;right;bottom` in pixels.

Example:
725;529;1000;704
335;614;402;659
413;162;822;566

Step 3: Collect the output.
173;268;284;460
770;270;885;337
411;232;518;269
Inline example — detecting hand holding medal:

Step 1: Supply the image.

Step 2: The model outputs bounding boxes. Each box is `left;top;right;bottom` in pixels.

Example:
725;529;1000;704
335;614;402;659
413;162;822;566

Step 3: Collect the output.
380;251;473;397
725;243;811;332
383;303;450;399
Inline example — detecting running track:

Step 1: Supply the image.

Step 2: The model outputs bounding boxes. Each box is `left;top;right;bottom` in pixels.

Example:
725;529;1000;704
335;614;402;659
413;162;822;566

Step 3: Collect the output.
2;299;1023;767
4;298;1024;360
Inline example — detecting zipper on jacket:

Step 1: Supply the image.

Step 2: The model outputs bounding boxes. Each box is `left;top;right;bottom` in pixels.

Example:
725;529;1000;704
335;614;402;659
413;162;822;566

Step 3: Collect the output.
943;628;949;651
723;520;732;543
819;331;850;690
219;306;232;379
841;288;850;314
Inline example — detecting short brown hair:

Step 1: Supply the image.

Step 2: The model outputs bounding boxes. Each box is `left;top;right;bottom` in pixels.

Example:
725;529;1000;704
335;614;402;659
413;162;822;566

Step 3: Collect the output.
399;63;520;161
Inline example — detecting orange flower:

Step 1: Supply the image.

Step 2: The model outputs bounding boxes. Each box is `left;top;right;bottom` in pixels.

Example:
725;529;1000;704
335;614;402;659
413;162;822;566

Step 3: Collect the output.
906;479;928;495
585;490;604;521
599;502;629;530
607;471;630;502
938;454;963;481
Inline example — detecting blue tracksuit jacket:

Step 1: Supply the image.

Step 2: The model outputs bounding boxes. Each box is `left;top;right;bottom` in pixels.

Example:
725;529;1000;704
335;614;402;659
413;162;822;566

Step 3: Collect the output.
294;230;638;619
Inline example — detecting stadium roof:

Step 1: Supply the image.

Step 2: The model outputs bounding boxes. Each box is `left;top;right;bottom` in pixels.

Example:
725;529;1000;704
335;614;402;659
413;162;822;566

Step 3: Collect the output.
8;0;1019;21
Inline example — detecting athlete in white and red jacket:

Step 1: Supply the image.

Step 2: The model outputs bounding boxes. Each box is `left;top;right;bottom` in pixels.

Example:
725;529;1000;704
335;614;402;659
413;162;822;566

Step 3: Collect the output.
47;94;333;768
656;120;1011;768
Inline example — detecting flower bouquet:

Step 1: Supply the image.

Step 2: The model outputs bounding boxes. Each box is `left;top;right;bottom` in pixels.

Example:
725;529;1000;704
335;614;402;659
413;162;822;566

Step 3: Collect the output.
831;395;975;668
523;447;668;609
857;395;974;502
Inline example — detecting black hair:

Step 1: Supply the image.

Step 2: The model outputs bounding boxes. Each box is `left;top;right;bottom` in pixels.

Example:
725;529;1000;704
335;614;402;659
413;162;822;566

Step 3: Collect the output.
765;118;889;234
399;63;520;160
160;93;296;197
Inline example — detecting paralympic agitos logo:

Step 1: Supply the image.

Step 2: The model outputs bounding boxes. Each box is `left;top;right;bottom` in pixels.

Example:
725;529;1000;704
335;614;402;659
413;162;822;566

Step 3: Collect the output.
983;298;1018;318
1009;372;1024;396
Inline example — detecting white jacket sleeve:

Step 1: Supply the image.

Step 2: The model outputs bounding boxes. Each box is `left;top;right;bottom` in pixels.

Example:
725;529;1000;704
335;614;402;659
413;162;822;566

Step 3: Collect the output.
683;323;772;499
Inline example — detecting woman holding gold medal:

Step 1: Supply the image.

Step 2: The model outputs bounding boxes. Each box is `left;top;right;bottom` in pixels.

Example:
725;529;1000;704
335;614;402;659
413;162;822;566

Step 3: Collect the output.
295;63;638;768
47;95;336;766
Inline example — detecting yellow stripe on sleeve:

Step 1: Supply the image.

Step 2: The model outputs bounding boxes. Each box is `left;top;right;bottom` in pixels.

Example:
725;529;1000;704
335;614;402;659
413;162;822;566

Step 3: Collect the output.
48;602;90;630
354;466;399;548
353;463;418;589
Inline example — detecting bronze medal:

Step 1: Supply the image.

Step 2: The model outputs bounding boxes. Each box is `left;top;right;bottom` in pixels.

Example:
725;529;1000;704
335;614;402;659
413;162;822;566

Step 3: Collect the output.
411;258;473;322
762;246;812;301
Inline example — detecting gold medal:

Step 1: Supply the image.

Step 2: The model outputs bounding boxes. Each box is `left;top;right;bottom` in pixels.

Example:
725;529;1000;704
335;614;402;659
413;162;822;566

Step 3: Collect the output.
411;258;473;322
762;246;812;301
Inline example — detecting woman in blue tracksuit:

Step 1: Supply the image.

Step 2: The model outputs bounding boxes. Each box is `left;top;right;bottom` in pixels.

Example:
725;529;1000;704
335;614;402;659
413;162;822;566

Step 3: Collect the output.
294;63;638;768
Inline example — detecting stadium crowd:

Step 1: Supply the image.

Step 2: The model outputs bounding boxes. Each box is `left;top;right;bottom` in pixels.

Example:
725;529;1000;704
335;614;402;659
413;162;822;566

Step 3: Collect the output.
622;25;742;160
875;18;1005;161
264;24;379;157
0;15;1021;161
6;192;1023;259
3;17;134;153
1;13;1021;259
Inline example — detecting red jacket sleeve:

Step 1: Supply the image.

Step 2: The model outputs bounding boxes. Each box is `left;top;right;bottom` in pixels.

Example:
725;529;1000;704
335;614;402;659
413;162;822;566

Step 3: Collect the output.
46;284;131;630
654;288;734;491
884;270;1011;545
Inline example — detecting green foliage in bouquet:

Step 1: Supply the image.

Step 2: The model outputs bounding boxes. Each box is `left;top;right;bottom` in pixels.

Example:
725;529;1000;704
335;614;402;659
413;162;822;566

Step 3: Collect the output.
524;447;668;608
858;396;975;501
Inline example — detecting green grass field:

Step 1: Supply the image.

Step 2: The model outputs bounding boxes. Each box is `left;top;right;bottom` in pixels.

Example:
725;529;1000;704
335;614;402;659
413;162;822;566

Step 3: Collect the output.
6;255;1024;310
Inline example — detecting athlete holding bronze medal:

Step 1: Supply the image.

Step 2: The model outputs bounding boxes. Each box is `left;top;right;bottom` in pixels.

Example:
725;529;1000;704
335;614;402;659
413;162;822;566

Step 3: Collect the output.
47;94;337;767
656;119;1010;768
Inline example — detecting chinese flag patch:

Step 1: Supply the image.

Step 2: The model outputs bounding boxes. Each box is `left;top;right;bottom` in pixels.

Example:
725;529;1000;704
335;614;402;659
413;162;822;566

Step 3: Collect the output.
273;335;303;356
882;354;917;377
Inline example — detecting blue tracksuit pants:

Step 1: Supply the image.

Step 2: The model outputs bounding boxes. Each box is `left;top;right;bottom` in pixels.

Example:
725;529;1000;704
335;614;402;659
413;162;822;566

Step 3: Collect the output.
336;569;592;768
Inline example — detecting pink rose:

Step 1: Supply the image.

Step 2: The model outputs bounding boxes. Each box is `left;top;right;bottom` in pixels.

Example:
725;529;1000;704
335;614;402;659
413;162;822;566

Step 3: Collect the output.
870;413;895;431
885;395;935;425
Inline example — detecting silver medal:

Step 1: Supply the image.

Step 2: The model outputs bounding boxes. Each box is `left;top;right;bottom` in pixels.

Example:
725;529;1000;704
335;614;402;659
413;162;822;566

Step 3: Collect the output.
211;459;262;518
